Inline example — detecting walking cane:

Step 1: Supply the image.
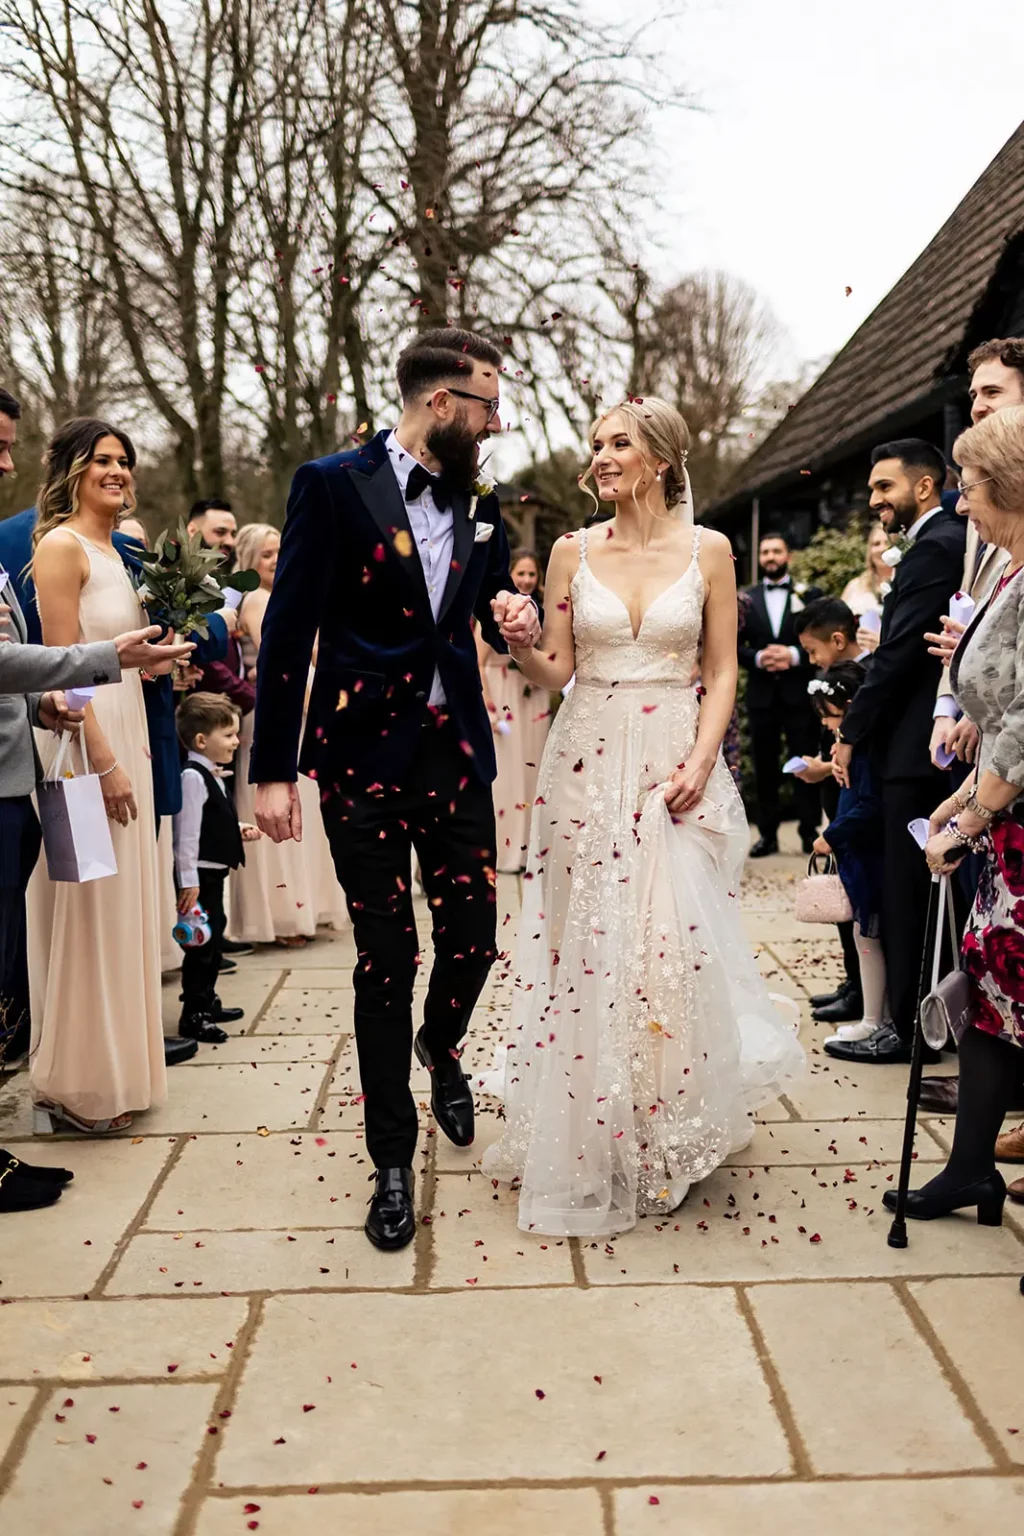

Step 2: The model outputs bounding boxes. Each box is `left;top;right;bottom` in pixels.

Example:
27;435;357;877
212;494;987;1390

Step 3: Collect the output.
887;873;943;1250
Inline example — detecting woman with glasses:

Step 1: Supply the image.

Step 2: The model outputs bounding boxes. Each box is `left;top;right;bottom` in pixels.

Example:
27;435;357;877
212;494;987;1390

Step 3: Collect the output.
892;406;1024;1227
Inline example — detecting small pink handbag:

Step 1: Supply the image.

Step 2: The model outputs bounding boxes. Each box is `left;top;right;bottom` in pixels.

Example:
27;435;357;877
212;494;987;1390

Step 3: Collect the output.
794;853;853;925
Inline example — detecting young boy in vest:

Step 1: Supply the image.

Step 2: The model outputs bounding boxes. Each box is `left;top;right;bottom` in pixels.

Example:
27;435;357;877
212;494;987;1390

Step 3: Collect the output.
173;692;260;1042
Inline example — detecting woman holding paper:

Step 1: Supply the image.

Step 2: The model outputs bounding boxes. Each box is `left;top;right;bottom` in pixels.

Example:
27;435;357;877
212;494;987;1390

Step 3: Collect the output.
841;522;890;653
27;419;167;1134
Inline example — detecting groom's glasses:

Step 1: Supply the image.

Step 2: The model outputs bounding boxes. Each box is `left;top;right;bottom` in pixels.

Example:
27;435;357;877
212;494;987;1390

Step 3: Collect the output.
447;387;501;422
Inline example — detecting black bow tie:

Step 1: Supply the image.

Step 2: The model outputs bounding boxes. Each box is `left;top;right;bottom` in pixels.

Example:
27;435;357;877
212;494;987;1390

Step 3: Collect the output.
763;577;790;589
405;462;453;511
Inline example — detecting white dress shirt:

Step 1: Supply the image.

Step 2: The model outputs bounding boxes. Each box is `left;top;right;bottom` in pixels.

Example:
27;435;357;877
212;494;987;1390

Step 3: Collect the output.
173;751;232;887
756;580;801;669
385;430;454;708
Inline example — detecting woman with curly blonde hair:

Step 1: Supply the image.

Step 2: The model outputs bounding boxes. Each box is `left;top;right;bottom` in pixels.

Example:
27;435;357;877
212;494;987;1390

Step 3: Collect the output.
28;418;166;1134
228;523;346;945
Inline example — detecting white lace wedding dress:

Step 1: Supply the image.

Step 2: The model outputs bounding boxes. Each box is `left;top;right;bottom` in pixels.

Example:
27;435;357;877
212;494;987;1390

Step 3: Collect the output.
482;525;805;1236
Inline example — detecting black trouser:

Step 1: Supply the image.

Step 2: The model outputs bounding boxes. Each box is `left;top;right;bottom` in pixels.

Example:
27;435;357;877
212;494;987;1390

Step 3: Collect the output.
0;796;42;1062
322;718;498;1168
180;868;227;1015
881;773;950;1045
748;704;821;842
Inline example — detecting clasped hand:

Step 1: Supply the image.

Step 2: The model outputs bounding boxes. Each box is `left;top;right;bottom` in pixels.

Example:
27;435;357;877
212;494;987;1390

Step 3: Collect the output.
490;590;540;649
759;644;793;673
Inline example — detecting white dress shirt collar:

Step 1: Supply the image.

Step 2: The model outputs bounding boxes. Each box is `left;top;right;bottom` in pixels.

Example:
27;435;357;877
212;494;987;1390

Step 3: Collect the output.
905;505;942;544
385;429;434;495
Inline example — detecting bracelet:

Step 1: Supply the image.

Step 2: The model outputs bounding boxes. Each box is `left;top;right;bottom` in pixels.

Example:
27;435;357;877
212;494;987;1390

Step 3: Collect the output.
965;790;996;823
97;761;119;779
951;783;972;811
946;816;986;853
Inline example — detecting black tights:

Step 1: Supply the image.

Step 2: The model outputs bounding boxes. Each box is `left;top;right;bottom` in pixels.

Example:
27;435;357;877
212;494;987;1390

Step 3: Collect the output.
920;1026;1024;1193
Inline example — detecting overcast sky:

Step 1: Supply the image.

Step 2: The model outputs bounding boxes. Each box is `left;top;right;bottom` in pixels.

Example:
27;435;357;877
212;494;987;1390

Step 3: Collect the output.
633;0;1024;371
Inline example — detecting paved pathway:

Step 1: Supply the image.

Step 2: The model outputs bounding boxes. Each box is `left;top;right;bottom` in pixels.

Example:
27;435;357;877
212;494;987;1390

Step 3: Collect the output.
1;838;1023;1534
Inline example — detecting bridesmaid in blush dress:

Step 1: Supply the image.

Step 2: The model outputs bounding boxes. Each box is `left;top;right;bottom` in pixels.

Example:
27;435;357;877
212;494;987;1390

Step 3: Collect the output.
477;549;551;873
228;524;347;945
28;419;166;1135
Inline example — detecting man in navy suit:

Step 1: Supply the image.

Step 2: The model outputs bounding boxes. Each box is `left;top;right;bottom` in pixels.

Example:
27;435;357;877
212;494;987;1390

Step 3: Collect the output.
252;328;540;1251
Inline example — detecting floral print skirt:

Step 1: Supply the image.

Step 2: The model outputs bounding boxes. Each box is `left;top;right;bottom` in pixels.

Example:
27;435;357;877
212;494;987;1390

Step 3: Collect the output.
961;807;1024;1050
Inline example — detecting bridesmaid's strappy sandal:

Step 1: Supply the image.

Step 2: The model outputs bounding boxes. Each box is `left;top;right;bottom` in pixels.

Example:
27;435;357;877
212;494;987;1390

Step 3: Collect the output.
33;1103;134;1136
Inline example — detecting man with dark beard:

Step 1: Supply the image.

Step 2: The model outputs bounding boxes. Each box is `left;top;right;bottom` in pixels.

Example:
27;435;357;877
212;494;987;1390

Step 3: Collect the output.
826;439;965;1066
252;328;540;1251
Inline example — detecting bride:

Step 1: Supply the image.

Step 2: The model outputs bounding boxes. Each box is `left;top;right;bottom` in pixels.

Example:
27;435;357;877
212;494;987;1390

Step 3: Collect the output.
481;397;805;1236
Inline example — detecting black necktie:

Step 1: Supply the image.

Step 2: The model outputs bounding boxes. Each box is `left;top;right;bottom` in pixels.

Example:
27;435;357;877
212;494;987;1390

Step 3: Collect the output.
405;463;453;511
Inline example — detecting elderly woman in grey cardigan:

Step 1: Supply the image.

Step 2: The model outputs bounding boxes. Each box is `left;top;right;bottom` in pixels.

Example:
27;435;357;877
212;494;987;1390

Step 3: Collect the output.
885;406;1024;1228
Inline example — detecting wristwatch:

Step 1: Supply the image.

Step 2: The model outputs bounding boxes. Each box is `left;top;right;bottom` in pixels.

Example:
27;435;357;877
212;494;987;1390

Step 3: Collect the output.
965;790;996;823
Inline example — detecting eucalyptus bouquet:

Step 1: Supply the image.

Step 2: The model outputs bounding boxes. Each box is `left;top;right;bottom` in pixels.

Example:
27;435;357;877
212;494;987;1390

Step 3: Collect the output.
134;521;259;638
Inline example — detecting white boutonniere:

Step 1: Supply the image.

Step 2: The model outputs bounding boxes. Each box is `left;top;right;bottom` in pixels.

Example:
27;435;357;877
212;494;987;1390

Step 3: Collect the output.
880;546;902;568
469;473;496;522
879;580;892;599
790;593;805;614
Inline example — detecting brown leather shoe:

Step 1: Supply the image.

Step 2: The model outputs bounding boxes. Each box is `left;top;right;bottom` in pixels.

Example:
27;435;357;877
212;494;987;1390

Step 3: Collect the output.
995;1121;1024;1165
1008;1176;1024;1205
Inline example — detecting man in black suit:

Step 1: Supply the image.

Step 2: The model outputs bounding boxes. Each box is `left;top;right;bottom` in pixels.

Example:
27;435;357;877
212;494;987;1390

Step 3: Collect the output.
826;439;966;1066
739;533;820;856
252;328;540;1252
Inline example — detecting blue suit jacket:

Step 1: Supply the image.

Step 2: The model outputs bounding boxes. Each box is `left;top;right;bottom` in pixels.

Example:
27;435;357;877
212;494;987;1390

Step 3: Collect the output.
250;429;516;793
0;507;229;817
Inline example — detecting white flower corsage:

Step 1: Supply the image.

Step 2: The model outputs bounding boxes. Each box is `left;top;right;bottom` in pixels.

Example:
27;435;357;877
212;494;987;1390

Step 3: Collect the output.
469;473;496;522
880;545;902;568
879;581;892;599
790;593;805;614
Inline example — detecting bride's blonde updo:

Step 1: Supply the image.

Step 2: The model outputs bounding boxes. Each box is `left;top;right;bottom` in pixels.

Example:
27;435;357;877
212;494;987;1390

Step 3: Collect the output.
581;396;691;514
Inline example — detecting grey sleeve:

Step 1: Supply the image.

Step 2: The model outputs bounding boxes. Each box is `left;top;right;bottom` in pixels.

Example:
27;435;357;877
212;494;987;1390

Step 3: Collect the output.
0;640;121;696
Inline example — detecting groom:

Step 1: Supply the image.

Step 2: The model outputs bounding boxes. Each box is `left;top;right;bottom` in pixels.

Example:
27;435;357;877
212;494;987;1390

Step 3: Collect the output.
252;328;540;1250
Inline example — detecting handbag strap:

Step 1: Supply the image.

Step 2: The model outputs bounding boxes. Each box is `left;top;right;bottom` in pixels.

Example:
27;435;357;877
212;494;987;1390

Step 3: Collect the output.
43;725;90;784
931;875;960;991
807;852;837;877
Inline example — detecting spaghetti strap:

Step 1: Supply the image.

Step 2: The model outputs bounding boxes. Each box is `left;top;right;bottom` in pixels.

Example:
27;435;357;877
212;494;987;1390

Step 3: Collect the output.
576;526;589;565
691;524;703;560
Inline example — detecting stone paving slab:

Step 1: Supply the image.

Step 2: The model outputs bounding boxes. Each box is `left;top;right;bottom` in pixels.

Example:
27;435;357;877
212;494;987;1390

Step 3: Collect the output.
615;1479;1024;1533
0;1138;174;1299
910;1276;1024;1463
429;1176;576;1288
195;1488;605;1536
750;1281;993;1474
107;1228;416;1296
0;1298;247;1383
217;1289;791;1485
134;1062;329;1135
1;1381;219;1536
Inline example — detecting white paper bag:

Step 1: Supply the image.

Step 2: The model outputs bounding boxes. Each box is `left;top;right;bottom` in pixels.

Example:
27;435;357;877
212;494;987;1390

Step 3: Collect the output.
37;730;118;883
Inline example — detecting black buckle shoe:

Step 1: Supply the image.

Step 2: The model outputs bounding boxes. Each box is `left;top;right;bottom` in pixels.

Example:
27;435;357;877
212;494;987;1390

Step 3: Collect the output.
365;1167;416;1250
164;1036;199;1066
178;993;244;1025
1;1148;73;1186
179;1014;230;1045
414;1027;475;1147
0;1161;63;1211
749;837;779;859
823;1023;940;1066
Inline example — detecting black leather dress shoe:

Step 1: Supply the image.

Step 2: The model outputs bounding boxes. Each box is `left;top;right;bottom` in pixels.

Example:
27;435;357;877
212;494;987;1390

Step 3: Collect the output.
883;1170;1005;1226
1;1149;73;1185
178;993;244;1025
365;1167;416;1250
219;956;237;974
179;1014;230;1045
164;1036;199;1066
221;938;255;957
810;982;853;1009
918;1076;959;1114
749;837;779;859
414;1027;474;1146
823;1022;940;1066
812;993;865;1025
0;1164;63;1212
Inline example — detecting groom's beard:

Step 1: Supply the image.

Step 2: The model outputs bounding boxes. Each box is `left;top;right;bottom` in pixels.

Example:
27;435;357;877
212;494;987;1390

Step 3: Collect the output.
759;559;789;581
426;415;480;493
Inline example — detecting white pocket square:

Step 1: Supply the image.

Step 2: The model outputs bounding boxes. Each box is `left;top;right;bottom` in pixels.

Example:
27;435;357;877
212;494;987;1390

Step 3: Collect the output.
473;522;495;543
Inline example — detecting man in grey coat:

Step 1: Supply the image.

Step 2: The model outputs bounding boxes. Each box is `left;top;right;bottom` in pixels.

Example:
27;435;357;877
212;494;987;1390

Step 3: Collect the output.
0;388;194;1211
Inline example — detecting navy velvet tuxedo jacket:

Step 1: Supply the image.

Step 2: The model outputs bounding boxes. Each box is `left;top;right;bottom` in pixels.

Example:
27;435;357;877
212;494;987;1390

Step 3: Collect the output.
250;429;516;794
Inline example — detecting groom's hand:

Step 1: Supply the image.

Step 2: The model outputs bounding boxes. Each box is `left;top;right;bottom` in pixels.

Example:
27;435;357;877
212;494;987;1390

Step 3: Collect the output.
256;781;303;843
492;590;540;648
